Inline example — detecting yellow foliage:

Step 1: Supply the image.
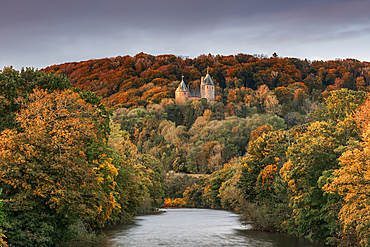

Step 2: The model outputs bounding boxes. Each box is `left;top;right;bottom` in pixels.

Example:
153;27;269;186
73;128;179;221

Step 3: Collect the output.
0;229;7;247
0;88;110;222
163;198;187;207
324;107;370;245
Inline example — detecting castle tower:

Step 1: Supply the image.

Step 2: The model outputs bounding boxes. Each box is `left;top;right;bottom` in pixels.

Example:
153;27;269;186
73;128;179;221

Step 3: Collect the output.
200;68;215;102
175;76;190;104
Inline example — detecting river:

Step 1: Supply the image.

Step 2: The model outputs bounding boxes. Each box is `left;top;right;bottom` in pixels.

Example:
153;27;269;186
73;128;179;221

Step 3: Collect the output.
101;208;326;247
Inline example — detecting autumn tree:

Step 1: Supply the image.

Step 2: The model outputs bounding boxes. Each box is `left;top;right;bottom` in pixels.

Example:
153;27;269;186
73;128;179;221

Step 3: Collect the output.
107;122;161;221
274;87;293;115
240;130;286;196
247;84;282;115
0;89;115;245
310;89;367;122
0;67;71;132
323;98;370;246
280;121;352;244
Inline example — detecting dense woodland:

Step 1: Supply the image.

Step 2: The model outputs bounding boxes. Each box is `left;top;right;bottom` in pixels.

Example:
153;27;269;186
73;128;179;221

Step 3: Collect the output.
1;53;370;246
0;68;164;246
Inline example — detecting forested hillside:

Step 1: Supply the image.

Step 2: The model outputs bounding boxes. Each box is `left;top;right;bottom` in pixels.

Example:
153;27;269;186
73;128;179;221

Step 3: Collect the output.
42;52;370;110
42;52;370;175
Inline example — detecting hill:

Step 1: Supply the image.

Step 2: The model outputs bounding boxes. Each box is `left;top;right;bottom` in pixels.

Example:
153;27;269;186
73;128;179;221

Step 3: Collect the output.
42;53;370;109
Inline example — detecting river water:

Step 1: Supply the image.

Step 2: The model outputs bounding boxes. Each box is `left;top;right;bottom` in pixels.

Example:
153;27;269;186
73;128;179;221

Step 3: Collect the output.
101;208;325;247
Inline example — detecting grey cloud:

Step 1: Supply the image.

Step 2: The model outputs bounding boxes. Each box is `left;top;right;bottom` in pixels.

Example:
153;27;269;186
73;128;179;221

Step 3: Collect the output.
1;0;370;69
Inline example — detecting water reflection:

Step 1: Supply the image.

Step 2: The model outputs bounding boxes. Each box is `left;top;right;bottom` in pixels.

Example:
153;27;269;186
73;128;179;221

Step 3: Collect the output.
102;208;325;247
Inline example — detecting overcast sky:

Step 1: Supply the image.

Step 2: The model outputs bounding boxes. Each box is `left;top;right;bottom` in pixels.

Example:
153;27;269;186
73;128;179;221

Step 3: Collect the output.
1;0;370;70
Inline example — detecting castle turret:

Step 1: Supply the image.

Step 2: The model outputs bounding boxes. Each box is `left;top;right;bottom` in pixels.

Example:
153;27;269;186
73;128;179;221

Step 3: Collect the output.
201;68;215;101
175;76;190;104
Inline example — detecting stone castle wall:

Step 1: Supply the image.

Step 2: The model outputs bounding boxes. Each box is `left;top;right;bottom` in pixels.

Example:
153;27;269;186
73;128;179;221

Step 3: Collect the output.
175;90;189;104
201;85;214;102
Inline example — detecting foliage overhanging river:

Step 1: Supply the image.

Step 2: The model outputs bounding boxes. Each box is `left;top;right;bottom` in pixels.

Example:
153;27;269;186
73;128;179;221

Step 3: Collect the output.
101;208;326;247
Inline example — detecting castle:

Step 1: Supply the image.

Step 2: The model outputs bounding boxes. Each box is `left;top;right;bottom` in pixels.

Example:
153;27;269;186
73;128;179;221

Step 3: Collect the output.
175;70;215;104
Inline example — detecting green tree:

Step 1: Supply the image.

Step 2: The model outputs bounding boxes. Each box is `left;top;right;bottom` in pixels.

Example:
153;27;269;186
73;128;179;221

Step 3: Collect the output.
139;154;165;208
281;121;349;244
0;67;71;132
310;89;367;122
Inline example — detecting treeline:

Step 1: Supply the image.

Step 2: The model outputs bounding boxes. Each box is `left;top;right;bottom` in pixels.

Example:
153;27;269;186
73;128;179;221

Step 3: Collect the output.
166;89;370;246
0;68;165;246
42;52;370;111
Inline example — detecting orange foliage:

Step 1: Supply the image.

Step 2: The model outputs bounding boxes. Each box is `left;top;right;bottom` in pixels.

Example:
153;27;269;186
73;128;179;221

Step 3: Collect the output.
250;125;273;142
354;95;370;132
163;198;187;207
41;54;370;109
258;164;278;187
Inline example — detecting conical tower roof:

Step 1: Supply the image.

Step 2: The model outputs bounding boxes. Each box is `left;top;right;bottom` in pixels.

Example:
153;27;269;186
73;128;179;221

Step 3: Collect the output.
176;76;189;92
203;68;214;86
